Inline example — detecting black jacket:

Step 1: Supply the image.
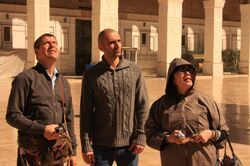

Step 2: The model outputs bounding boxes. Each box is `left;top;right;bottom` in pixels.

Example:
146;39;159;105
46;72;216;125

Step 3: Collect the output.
6;63;77;154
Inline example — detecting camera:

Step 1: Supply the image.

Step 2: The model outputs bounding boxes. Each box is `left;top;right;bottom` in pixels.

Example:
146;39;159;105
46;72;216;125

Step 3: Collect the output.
176;131;186;139
55;124;65;134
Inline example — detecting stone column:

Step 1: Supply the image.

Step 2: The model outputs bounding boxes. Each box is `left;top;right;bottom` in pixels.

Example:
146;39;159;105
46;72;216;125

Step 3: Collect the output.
212;76;223;104
157;0;183;77
203;0;225;76
26;0;50;69
239;4;250;75
92;0;119;64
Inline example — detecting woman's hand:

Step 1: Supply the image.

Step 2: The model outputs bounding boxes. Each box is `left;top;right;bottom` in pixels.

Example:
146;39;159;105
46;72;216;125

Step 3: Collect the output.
191;130;213;144
167;130;191;145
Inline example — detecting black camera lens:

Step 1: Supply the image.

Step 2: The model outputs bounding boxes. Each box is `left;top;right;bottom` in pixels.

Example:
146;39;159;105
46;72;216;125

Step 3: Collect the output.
55;126;64;133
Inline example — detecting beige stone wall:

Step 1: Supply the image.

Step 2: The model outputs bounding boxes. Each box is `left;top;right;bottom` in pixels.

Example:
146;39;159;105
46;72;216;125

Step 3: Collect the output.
0;0;243;22
50;0;91;10
0;4;87;75
0;1;247;76
183;0;204;19
119;0;158;15
182;0;241;21
0;49;27;78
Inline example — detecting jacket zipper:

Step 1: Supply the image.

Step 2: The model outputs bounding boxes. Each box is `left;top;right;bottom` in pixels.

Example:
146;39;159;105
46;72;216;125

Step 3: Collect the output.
52;86;57;123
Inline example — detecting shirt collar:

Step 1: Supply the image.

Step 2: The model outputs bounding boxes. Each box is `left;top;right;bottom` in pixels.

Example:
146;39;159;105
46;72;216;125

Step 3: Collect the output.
46;68;59;79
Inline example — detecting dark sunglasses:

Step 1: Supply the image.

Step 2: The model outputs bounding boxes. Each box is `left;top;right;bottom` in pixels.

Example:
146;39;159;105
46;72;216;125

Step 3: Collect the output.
175;65;195;74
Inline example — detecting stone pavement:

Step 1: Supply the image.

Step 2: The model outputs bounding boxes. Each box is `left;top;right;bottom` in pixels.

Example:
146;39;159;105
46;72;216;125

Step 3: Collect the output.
1;75;250;165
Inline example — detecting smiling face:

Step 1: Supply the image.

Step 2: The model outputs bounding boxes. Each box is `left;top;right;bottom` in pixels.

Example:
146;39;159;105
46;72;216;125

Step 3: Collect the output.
173;65;195;94
35;35;60;67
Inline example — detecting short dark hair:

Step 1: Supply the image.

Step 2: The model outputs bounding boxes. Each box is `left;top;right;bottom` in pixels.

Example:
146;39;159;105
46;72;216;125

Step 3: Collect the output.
98;28;117;44
33;33;56;49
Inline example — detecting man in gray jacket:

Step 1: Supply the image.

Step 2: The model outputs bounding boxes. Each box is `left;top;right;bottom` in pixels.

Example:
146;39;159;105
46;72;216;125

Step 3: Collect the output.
80;28;149;166
6;33;77;166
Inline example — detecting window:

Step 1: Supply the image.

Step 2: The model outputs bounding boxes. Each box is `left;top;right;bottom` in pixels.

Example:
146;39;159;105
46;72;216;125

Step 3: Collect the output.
182;35;186;47
3;26;11;42
141;32;147;45
2;25;12;49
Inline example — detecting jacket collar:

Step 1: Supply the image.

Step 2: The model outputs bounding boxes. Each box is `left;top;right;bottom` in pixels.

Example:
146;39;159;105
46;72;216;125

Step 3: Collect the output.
34;63;60;79
98;55;130;70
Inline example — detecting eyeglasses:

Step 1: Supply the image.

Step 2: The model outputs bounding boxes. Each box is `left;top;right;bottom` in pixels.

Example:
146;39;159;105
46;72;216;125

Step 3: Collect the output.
175;66;195;75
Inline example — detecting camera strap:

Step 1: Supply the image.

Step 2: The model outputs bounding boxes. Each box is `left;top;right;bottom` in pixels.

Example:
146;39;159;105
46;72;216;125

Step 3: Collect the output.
59;78;71;141
59;77;66;124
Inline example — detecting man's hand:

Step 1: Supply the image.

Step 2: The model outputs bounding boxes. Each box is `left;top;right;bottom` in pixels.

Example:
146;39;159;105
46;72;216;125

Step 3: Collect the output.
44;124;60;140
67;156;77;166
128;143;145;154
82;152;95;165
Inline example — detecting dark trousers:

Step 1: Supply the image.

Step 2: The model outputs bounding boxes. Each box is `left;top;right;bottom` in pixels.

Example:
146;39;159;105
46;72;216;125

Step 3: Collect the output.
93;145;138;166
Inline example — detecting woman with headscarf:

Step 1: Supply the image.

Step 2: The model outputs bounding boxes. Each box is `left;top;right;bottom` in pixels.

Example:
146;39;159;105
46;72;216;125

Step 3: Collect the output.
145;58;229;165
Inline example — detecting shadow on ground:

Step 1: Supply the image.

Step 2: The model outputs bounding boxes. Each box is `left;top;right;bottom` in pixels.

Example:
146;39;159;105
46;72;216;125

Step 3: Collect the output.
222;103;250;145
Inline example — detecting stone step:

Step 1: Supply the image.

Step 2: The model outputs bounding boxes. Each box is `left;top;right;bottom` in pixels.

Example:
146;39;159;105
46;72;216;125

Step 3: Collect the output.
138;60;157;69
142;68;157;77
137;54;157;60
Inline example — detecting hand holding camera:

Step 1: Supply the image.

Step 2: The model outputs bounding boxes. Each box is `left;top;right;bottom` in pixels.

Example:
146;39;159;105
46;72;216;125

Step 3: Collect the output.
44;124;62;140
166;130;191;145
55;124;66;134
176;130;186;139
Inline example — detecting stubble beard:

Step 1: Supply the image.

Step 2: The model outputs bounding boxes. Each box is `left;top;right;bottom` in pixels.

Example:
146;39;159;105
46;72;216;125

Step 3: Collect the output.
113;51;122;58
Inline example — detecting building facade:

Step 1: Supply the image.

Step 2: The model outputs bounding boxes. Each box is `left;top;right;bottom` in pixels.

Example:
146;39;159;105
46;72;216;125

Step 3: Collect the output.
0;0;249;78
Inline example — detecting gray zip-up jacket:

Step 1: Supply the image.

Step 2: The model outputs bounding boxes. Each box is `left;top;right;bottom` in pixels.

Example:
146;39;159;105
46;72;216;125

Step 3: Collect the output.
80;56;149;153
6;63;77;154
145;58;229;166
